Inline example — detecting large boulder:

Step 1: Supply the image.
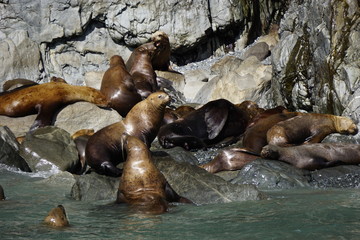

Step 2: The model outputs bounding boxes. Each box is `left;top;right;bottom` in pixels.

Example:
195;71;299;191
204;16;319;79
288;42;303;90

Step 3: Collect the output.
19;126;80;174
0;126;31;172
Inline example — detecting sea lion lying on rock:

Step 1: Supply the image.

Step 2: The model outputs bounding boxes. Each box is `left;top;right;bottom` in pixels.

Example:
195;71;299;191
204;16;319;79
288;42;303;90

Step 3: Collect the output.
158;100;262;150
0;81;109;131
261;143;360;170
267;113;358;146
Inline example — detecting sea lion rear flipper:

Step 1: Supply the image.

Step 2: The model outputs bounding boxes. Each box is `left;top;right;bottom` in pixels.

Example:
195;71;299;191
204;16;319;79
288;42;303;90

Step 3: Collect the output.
30;104;57;131
165;182;193;204
205;106;229;140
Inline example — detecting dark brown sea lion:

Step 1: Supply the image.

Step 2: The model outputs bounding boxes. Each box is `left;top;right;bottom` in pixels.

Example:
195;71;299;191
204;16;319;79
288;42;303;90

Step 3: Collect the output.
200;107;299;173
200;148;260;173
267;113;358;147
242;109;300;154
0;82;109;131
85;91;170;177
0;185;5;200
157;99;263;150
43;205;69;227
71;129;95;174
261;143;360;170
2;78;38;92
126;42;159;98
117;135;191;214
151;31;171;71
100;55;142;117
162;105;196;125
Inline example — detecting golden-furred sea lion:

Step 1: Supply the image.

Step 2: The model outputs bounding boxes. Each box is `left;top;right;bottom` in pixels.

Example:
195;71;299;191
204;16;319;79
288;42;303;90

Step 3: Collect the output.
43;205;69;227
100;55;142;117
267;113;358;147
117;135;191;214
151;31;171;71
0;82;109;131
85;91;170;177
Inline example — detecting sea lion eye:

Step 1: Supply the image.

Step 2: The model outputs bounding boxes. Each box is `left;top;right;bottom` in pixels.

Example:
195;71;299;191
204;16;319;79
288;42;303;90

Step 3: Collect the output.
158;95;163;99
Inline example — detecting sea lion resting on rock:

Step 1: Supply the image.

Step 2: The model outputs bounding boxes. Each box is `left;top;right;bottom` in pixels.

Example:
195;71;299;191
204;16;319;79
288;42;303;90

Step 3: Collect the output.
0;81;109;131
267;113;358;146
126;42;159;98
100;55;142;117
43;205;69;227
261;143;360;170
85;91;170;177
117;135;192;214
158;100;263;150
200;107;295;173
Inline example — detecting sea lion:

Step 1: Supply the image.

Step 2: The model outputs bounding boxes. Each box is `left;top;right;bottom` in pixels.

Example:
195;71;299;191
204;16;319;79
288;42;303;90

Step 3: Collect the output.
0;81;109;131
43;205;69;227
50;76;67;83
71;129;95;174
126;42;159;98
162;105;196;125
85;91;170;177
200;148;260;173
100;55;142;117
157;99;263;150
2;78;38;92
261;143;360;170
0;185;5;200
200;107;300;173
242;109;300;154
150;31;171;71
267;113;358;147
117;135;191;214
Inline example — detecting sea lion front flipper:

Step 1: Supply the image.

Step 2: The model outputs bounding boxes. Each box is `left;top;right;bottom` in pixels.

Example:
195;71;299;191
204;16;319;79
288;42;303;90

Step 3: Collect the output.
205;106;229;140
164;182;193;204
30;104;57;131
99;161;123;177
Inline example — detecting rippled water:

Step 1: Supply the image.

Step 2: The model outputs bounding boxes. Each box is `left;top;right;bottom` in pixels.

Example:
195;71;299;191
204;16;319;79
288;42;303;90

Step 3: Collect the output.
1;166;360;240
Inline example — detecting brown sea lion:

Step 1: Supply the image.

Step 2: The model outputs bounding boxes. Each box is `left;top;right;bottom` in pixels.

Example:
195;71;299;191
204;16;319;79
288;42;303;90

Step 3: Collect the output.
117;135;191;214
2;78;38;92
261;143;360;170
162;105;196;125
151;31;171;71
157;99;263;150
0;82;109;131
85;91;170;177
200;148;260;173
0;185;5;200
43;205;69;227
200;107;299;173
71;129;95;174
267;113;358;147
100;55;142;117
126;42;159;98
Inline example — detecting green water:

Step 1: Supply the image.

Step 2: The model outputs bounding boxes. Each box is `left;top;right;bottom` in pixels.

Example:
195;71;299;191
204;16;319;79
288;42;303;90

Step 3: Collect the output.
1;166;360;240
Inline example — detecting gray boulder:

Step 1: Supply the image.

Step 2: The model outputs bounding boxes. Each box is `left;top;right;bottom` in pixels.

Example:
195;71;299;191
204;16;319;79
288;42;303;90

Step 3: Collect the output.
19;126;80;174
0;126;30;172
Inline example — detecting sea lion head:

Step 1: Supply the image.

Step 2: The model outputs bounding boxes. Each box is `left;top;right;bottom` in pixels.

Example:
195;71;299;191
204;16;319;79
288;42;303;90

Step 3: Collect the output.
109;55;125;67
260;144;281;159
44;205;69;227
236;100;264;125
334;116;358;135
151;31;170;49
147;91;171;109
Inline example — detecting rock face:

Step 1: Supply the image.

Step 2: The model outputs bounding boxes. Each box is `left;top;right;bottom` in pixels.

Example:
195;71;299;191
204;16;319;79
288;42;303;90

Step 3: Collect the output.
0;0;287;88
